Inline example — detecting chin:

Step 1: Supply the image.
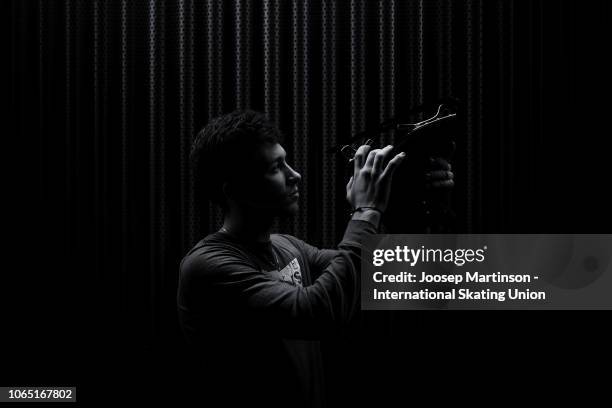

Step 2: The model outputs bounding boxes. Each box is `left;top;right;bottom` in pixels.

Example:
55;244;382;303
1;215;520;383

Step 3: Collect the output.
279;203;299;217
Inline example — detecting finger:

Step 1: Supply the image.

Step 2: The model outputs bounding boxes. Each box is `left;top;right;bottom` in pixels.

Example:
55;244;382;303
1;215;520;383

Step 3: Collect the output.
372;145;394;175
429;179;455;189
425;170;454;181
429;157;452;171
380;151;407;181
353;145;372;175
363;148;381;170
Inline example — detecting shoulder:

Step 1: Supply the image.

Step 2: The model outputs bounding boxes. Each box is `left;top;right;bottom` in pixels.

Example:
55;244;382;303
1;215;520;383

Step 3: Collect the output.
271;233;323;265
273;233;327;254
271;233;306;252
179;233;254;280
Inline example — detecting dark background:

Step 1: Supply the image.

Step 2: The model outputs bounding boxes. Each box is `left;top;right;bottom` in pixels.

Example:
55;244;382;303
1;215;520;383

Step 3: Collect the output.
7;0;611;404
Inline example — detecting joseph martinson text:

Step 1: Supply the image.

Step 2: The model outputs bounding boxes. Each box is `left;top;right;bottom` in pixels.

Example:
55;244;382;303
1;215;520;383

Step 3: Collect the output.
371;271;547;302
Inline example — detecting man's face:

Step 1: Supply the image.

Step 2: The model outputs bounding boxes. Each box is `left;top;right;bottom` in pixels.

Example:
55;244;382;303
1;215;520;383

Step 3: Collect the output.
233;143;301;216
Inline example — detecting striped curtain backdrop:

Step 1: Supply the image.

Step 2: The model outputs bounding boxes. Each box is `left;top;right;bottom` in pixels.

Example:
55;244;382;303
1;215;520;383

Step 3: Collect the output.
11;0;610;344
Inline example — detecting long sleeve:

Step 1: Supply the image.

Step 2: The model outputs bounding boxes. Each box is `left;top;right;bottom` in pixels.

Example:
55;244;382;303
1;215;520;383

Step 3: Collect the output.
178;220;377;340
280;238;339;281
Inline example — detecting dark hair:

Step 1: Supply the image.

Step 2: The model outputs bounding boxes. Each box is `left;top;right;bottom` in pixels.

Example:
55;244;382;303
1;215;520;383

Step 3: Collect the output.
190;109;282;209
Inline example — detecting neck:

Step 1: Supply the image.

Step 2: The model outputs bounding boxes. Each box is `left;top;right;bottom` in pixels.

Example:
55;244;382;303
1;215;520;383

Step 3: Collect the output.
222;207;275;243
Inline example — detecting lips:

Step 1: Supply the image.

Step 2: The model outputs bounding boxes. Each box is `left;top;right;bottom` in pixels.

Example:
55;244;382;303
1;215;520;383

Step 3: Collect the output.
288;190;299;199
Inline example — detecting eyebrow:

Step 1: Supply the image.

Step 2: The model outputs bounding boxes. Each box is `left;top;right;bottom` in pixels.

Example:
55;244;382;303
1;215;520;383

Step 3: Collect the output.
268;152;286;166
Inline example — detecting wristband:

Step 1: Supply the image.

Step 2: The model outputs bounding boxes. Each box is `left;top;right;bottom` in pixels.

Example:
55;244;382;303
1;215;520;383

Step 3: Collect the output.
349;206;383;217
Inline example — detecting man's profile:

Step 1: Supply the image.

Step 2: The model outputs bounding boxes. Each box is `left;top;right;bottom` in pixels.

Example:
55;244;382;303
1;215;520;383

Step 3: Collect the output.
176;109;452;407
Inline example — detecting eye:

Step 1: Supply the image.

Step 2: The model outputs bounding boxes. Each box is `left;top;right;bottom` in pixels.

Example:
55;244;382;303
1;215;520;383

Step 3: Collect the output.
269;159;285;173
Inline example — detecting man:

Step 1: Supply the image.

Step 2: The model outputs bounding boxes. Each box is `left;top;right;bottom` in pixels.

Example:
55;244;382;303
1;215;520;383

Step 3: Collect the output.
177;110;453;407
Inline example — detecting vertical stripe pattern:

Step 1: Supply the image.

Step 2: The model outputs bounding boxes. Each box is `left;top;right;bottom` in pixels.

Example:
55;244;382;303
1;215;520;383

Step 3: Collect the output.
19;0;585;339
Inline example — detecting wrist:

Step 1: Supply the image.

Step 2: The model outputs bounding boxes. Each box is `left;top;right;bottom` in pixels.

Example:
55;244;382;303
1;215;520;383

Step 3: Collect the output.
350;207;382;229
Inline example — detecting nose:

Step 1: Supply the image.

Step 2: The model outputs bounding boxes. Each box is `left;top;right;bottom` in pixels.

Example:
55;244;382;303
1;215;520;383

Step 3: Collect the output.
286;165;301;184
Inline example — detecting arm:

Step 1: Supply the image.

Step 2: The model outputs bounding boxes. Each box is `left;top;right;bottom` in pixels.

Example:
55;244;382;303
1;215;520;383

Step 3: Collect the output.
180;218;377;339
285;210;382;281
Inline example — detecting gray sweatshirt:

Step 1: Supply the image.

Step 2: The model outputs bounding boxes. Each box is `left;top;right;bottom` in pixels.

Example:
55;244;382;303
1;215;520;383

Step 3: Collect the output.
177;219;377;407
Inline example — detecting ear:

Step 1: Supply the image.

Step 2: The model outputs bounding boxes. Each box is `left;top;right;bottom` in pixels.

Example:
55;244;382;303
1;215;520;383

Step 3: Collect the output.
223;181;245;202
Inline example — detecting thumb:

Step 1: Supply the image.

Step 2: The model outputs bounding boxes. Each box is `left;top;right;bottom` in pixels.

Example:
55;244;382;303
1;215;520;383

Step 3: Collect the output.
346;176;354;192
